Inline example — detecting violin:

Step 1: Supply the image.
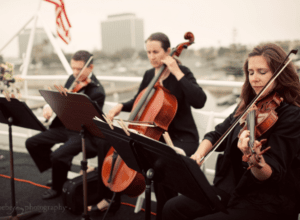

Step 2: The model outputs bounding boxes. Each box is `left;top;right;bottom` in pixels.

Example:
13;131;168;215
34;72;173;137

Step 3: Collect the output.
68;56;93;93
199;49;298;164
239;92;283;169
102;32;195;198
71;79;91;93
239;92;283;139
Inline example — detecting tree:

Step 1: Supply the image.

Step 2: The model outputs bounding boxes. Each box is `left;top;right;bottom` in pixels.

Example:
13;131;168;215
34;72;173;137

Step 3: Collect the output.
218;47;230;57
138;50;147;60
180;49;195;58
32;39;50;65
93;50;109;60
115;48;136;60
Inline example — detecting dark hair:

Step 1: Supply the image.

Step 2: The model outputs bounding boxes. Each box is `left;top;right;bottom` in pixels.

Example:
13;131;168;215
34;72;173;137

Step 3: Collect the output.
235;43;300;117
72;50;93;66
146;32;170;52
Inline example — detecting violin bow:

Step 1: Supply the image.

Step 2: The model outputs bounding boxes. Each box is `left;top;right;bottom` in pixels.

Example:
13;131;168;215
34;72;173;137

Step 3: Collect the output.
68;55;93;91
200;49;298;164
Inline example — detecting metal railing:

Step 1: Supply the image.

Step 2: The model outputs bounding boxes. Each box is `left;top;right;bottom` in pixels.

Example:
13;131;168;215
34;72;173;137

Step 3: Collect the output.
18;74;243;101
0;75;241;140
0;76;242;175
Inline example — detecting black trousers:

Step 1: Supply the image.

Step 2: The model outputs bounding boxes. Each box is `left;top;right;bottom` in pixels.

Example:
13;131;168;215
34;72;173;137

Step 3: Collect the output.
162;193;298;220
25;127;98;192
154;139;198;220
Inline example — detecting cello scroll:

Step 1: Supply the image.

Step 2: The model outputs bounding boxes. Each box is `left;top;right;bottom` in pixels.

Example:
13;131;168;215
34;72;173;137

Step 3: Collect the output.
173;32;194;57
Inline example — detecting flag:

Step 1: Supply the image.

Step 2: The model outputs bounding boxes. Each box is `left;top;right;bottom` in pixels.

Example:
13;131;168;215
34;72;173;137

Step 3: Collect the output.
44;0;72;44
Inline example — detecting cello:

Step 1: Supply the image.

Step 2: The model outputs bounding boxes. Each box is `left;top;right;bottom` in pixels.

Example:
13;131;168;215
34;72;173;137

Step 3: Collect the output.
101;32;195;198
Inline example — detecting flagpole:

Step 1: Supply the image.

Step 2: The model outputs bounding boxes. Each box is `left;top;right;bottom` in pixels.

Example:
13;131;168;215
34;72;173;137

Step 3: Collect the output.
0;17;35;54
20;0;43;102
21;0;43;78
39;12;72;75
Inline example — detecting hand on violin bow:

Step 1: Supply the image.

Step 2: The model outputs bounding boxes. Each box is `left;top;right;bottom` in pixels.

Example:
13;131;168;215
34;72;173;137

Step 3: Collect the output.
161;56;184;81
191;153;205;166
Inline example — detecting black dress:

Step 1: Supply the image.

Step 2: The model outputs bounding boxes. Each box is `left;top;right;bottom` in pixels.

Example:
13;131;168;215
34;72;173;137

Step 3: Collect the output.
162;100;300;220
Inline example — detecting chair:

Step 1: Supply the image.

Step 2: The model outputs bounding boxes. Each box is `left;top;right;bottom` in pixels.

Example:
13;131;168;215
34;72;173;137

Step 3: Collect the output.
134;110;218;213
134;188;156;213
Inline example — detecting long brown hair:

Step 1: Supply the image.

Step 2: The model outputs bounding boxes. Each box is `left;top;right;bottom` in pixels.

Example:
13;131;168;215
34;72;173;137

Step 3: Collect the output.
234;43;300;117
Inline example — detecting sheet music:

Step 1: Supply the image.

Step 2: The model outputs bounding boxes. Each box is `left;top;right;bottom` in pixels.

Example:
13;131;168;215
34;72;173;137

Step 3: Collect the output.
93;116;186;156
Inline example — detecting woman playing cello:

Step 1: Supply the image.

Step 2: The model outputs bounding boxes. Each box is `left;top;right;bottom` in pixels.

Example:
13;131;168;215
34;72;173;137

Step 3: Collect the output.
89;32;207;219
162;43;300;220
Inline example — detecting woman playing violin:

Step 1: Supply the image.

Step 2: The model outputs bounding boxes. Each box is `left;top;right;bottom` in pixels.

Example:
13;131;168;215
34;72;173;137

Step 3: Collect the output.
162;43;300;220
90;32;207;219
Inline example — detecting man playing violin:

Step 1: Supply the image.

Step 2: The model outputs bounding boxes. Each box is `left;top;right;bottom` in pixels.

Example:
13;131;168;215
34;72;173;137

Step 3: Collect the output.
26;50;106;199
162;43;300;220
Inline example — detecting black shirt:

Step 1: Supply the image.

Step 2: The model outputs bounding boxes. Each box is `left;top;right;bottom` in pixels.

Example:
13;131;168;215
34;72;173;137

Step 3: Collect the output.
50;73;105;128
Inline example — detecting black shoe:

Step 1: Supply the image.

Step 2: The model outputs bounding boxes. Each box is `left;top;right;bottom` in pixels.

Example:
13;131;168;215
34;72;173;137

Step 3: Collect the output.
46;179;69;187
88;204;107;214
42;189;60;200
88;199;120;214
46;180;52;187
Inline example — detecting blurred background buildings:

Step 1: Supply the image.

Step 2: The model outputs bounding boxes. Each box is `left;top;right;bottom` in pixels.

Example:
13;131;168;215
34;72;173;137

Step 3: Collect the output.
101;13;144;54
18;28;53;58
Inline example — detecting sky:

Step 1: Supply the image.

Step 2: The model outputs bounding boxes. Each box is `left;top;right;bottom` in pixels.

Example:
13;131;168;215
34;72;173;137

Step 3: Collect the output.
0;0;300;58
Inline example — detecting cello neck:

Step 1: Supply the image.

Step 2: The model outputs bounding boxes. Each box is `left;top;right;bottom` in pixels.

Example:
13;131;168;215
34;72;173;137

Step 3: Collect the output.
127;32;194;121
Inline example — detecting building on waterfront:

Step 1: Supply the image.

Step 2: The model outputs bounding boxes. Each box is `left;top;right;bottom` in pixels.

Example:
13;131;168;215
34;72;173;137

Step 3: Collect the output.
101;13;144;54
18;28;54;58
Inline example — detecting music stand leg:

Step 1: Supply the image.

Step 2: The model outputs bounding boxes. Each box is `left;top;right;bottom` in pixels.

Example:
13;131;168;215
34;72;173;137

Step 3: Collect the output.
80;125;91;220
0;117;41;220
145;169;154;220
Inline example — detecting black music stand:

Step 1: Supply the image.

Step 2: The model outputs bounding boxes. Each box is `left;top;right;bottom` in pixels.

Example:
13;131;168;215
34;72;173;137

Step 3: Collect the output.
0;97;46;220
93;119;227;220
39;90;105;220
